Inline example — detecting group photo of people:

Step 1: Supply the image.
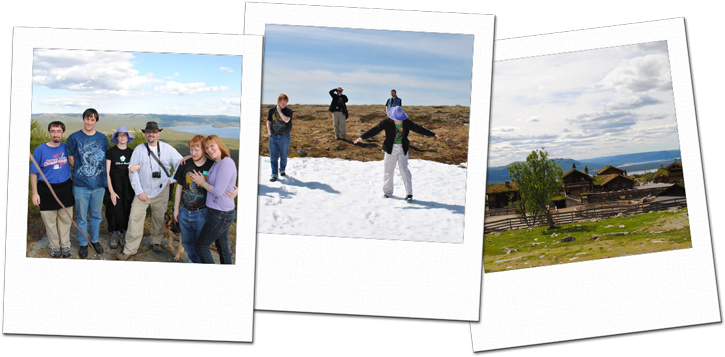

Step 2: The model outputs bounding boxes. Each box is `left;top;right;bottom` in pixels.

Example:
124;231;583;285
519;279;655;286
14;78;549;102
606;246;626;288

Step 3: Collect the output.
257;25;474;242
26;48;244;263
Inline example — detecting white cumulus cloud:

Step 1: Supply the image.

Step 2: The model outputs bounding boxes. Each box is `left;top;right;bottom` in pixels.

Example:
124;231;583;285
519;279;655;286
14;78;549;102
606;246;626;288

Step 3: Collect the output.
220;67;235;73
597;54;673;93
32;49;163;94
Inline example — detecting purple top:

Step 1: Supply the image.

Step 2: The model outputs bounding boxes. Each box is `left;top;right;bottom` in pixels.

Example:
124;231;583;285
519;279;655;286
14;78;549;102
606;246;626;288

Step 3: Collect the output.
205;157;237;212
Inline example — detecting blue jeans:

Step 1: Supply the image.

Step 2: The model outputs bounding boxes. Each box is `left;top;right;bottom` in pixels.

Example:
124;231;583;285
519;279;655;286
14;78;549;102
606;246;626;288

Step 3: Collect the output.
195;208;235;264
178;207;207;263
72;186;105;246
269;132;290;177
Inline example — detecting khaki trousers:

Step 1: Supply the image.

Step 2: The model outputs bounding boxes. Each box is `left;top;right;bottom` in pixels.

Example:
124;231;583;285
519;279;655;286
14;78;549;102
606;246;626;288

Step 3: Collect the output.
40;207;73;249
123;185;169;255
332;111;346;139
383;144;412;196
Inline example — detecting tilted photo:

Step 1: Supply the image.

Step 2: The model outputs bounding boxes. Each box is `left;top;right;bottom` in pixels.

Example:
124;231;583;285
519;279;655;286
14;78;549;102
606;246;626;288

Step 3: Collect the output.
257;24;474;243
27;49;243;264
484;41;691;272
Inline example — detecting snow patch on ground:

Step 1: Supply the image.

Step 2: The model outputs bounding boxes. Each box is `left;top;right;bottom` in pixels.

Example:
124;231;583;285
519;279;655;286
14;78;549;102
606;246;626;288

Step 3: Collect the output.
257;157;466;243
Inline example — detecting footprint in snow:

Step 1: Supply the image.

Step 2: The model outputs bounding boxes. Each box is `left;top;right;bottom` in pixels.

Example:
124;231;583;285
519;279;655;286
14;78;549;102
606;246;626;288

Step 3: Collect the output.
364;211;379;225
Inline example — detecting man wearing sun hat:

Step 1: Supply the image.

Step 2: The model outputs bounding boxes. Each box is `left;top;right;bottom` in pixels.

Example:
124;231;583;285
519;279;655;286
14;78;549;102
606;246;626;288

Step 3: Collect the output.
117;121;183;261
354;106;439;200
104;126;135;249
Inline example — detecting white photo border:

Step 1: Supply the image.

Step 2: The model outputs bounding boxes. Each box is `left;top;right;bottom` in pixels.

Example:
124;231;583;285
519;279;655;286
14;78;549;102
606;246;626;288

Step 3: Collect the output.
245;3;493;320
4;27;262;342
471;18;721;351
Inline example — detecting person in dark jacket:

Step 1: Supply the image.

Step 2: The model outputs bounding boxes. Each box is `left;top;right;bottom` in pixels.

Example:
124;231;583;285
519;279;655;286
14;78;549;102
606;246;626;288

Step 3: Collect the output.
354;106;439;200
328;87;348;140
267;93;293;182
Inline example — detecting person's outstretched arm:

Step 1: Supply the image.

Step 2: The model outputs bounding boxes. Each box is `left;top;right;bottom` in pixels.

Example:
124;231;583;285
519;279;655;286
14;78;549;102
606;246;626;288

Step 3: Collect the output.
354;119;387;143
408;121;439;139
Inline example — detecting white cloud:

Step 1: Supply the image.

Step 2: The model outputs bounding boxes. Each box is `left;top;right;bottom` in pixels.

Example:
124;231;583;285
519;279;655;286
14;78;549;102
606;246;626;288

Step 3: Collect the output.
154;81;231;95
494;126;516;132
603;94;662;110
220;97;241;105
220;67;235;73
526;115;540;122
262;65;471;105
597;54;673;93
32;49;163;94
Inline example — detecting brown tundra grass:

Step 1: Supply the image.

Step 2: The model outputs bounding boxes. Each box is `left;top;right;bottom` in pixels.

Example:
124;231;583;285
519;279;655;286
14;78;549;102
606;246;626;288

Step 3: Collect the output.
259;104;471;166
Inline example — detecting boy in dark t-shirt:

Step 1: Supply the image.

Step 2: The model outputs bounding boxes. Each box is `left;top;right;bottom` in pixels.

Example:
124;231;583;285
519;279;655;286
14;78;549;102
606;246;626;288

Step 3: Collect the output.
266;93;293;182
173;135;214;263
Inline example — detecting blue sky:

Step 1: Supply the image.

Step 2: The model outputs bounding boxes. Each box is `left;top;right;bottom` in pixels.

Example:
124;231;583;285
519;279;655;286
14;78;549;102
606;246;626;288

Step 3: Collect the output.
32;50;242;115
262;25;474;105
488;41;680;166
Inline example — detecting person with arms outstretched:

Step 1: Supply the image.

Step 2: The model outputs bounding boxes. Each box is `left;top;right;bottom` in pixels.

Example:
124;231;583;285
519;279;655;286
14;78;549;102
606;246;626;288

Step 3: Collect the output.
354;106;439;200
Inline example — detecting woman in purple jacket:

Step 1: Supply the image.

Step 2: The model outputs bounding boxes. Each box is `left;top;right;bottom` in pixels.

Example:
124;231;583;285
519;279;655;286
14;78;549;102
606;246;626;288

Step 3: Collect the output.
190;135;237;264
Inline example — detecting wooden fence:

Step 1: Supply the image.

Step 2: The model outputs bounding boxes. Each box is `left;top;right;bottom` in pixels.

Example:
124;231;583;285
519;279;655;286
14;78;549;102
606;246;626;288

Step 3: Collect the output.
484;198;688;234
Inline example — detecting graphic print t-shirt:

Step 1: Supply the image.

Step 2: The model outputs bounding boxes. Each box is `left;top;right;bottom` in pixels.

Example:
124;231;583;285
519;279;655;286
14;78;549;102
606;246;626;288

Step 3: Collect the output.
267;106;293;135
65;130;109;189
173;159;214;210
394;124;404;144
106;146;133;174
30;142;71;184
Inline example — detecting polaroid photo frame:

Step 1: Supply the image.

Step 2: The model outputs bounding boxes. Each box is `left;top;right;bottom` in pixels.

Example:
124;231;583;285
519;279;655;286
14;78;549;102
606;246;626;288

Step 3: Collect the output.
4;27;262;341
471;18;720;351
245;3;493;320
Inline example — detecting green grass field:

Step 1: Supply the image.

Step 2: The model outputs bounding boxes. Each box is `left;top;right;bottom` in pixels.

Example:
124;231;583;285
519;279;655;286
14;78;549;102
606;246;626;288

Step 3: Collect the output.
483;208;692;273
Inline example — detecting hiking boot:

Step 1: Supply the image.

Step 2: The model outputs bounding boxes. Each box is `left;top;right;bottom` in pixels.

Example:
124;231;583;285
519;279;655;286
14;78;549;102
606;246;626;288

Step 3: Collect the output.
61;247;71;258
152;243;161;253
383;194;390;198
405;195;413;201
92;242;104;254
79;245;88;259
270;176;278;182
116;253;131;261
50;247;61;258
110;232;119;249
280;171;286;176
118;237;126;249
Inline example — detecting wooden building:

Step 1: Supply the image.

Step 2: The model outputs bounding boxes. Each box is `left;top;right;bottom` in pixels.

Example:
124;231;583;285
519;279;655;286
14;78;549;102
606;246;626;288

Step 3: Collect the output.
653;159;684;183
592;174;635;192
657;183;686;197
561;168;593;196
665;159;684;183
486;181;519;208
596;165;626;176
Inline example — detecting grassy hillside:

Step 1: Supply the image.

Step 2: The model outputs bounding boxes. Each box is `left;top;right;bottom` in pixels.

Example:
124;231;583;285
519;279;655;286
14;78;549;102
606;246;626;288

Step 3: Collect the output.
483;208;691;273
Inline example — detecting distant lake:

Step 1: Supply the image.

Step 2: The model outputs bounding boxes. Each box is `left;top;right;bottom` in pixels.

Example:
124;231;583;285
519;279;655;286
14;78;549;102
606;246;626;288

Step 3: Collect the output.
169;125;240;139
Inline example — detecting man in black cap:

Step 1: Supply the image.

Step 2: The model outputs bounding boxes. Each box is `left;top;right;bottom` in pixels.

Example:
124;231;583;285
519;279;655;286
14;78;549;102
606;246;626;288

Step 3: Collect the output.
328;87;348;140
117;121;183;260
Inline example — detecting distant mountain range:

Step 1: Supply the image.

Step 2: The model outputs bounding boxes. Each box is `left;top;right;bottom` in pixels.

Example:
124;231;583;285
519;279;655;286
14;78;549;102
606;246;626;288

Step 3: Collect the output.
487;150;681;185
31;113;240;131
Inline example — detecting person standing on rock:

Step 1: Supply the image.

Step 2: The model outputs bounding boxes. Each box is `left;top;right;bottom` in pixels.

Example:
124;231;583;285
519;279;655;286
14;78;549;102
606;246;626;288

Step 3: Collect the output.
30;121;75;258
354;106;439;200
328;87;348;140
267;93;293;182
104;126;135;250
65;108;108;259
117;121;183;261
385;89;402;110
